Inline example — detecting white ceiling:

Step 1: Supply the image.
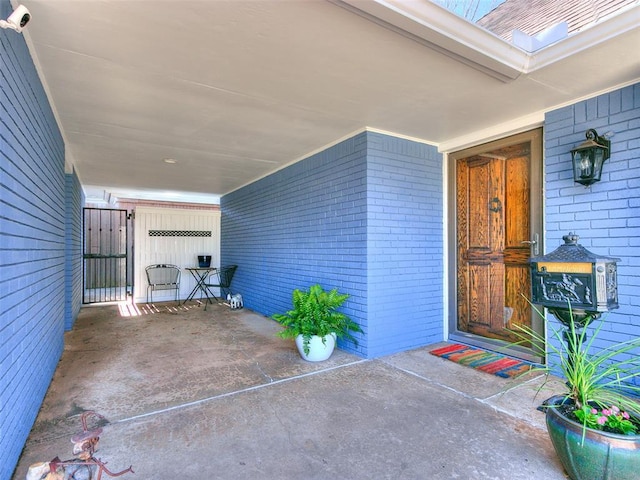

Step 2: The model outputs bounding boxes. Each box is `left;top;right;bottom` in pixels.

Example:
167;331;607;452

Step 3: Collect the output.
17;0;640;204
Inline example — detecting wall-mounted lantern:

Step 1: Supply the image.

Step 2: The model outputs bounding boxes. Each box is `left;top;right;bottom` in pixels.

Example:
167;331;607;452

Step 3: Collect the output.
570;129;610;187
529;233;619;328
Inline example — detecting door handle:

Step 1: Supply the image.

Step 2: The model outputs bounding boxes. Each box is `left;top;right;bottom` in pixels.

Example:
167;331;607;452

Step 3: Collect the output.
521;233;539;256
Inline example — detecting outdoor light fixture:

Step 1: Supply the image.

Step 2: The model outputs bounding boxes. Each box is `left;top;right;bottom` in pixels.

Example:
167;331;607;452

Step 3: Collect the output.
570;128;610;186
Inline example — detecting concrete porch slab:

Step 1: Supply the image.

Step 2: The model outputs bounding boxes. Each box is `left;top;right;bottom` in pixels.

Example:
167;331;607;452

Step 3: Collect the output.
13;302;567;479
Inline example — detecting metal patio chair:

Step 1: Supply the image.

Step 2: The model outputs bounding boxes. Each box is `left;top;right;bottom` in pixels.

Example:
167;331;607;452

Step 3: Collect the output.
202;265;237;310
145;264;181;304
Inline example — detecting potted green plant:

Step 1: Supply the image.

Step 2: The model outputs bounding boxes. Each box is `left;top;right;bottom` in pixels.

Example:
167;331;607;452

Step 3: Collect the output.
514;301;640;480
273;284;362;361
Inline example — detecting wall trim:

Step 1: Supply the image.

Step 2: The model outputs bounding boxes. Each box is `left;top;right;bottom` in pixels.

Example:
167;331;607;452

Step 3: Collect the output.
226;126;437;196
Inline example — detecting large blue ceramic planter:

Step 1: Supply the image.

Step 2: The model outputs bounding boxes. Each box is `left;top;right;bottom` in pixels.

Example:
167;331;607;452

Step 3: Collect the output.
545;395;640;480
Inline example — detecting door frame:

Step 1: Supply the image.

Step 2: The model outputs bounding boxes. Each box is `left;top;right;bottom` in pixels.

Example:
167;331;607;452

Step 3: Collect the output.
446;129;545;362
83;207;131;304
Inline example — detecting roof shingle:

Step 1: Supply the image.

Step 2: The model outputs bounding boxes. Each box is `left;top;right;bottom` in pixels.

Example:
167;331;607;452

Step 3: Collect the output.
476;0;637;41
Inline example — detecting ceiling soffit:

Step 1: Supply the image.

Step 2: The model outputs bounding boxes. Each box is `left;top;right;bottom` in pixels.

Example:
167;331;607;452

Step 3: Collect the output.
17;0;640;204
338;0;639;77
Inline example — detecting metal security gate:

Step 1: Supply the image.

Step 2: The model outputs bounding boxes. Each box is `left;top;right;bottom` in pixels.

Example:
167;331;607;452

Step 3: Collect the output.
83;208;130;303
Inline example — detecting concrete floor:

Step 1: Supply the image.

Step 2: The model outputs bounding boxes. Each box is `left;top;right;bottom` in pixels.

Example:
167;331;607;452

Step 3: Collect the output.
13;301;569;479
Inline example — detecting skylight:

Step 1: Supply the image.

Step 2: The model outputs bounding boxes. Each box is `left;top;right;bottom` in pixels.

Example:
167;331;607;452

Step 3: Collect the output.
431;0;505;22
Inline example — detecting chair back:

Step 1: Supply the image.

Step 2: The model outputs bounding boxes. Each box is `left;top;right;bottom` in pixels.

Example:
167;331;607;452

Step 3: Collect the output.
146;264;180;287
218;265;237;288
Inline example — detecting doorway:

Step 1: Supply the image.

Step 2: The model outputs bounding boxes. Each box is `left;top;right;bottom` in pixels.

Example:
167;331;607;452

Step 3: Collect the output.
83;208;131;303
448;129;543;361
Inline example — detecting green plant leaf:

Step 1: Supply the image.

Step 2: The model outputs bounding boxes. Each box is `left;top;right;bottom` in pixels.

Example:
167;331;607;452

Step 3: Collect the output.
272;284;363;354
513;296;640;444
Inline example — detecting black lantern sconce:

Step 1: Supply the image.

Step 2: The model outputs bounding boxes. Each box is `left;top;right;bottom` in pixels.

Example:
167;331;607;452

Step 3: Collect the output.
570;129;610;187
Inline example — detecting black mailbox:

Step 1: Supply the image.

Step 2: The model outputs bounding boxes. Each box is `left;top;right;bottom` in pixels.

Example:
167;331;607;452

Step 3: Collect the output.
530;233;619;326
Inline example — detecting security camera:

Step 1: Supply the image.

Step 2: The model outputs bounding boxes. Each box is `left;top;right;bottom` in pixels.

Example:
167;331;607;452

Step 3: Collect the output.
0;5;31;33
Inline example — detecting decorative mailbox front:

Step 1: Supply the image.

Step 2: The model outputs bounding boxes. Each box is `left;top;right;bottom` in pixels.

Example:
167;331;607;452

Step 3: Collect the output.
530;233;619;326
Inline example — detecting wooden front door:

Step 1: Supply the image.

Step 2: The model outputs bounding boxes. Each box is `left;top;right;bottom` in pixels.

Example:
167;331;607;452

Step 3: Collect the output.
451;129;543;350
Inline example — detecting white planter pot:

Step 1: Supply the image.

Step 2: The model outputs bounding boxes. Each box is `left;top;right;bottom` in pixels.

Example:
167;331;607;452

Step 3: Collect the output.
295;333;336;362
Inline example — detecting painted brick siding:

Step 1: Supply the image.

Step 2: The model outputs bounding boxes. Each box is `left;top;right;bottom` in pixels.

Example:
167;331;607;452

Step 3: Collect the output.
0;1;67;476
366;133;443;356
65;170;84;330
221;133;369;355
544;83;640;382
221;131;443;358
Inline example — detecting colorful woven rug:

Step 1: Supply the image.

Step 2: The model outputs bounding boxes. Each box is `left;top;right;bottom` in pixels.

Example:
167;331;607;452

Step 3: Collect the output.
430;343;532;378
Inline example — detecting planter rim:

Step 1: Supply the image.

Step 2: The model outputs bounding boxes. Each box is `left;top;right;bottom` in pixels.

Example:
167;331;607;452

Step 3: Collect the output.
545;394;640;441
299;332;337;339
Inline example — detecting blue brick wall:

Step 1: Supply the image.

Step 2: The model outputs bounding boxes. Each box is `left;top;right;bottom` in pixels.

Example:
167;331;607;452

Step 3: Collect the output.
221;133;369;355
544;83;640;381
0;0;67;475
221;131;443;358
65;169;84;330
366;133;443;356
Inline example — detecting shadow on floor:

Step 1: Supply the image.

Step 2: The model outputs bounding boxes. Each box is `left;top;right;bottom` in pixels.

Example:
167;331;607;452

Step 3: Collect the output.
13;302;567;479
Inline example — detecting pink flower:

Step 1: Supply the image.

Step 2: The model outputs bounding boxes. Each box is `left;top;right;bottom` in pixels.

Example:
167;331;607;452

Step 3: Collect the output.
611;405;620;414
622;412;630;419
597;416;607;425
590;408;598;414
602;409;612;417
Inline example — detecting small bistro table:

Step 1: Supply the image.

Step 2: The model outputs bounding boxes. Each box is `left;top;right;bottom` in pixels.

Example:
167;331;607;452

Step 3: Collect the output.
183;267;217;305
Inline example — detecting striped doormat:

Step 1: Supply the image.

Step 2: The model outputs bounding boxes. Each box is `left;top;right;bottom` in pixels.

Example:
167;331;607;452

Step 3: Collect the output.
430;343;533;379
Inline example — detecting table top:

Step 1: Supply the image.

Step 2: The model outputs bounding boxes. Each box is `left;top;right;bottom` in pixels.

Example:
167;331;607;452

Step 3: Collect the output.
185;266;217;271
